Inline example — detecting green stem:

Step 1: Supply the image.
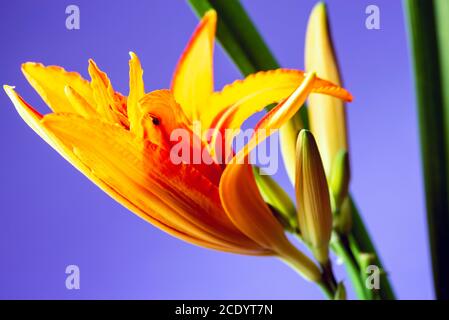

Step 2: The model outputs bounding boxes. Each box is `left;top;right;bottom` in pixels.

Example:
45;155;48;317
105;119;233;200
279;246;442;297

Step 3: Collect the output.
279;242;336;300
318;260;339;299
349;198;395;299
403;1;449;299
331;235;368;300
317;280;335;300
320;260;338;292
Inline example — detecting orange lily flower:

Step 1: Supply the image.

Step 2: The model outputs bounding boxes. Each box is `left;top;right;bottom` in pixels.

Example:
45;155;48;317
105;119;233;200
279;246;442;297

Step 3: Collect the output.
4;10;352;282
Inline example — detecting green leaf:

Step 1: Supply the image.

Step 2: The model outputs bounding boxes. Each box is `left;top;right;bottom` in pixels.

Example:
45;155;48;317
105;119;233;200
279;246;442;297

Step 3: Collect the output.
435;0;449;145
404;0;449;299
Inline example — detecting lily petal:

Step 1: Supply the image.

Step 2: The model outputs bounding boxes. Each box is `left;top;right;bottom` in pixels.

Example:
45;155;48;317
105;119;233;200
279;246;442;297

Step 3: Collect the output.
219;160;321;281
207;69;352;131
218;73;325;281
171;10;216;122
138;89;191;143
21;62;95;113
217;75;318;234
41;113;267;255
219;161;285;249
137;89;223;178
5;85;263;254
230;73;318;163
209;71;349;163
64;85;98;118
306;3;349;175
127;52;145;136
88;59;123;123
4;85;46;139
3;86;146;219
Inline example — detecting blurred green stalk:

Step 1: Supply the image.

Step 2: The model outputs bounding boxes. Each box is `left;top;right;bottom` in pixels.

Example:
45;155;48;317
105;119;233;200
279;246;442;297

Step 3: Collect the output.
188;0;395;300
404;0;449;299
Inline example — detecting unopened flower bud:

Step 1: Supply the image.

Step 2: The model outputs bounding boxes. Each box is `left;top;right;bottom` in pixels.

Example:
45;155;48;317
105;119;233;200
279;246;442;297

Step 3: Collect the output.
305;2;349;176
254;169;298;232
329;149;350;210
295;130;333;264
280;112;304;186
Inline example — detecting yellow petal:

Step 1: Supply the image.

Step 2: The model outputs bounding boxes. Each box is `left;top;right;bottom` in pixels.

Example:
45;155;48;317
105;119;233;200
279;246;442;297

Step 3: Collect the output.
295;130;333;264
138;90;222;189
171;10;216;122
21;62;95;113
279;112;303;185
41;113;266;255
137;89;191;144
88;59;122;123
210;71;351;164
207;69;352;131
4;85;262;254
4;85;45;139
233;72;318;163
219;160;321;281
3;86;147;224
127;52;145;136
64;85;97;118
220;162;285;249
305;3;349;175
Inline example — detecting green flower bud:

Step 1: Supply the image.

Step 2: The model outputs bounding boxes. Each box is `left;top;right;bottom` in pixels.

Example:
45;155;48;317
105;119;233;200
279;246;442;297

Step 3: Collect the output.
329;149;350;210
254;168;298;232
295;130;333;264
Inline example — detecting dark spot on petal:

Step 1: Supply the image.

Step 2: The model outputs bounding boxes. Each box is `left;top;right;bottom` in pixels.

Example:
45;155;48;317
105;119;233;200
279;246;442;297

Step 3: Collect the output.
152;117;160;126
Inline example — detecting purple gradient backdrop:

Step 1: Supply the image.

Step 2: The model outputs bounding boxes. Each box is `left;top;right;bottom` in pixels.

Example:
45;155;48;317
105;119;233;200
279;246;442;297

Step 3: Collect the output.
0;0;431;299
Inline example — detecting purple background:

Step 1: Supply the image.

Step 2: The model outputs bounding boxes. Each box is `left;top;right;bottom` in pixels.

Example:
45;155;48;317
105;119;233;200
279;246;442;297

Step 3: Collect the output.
0;0;431;299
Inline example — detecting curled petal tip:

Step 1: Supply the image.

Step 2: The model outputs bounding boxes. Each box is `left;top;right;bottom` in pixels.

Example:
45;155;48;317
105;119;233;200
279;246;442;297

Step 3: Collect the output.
347;92;354;102
21;61;38;69
313;2;327;14
204;9;217;19
21;62;42;78
171;7;216;121
3;84;15;92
